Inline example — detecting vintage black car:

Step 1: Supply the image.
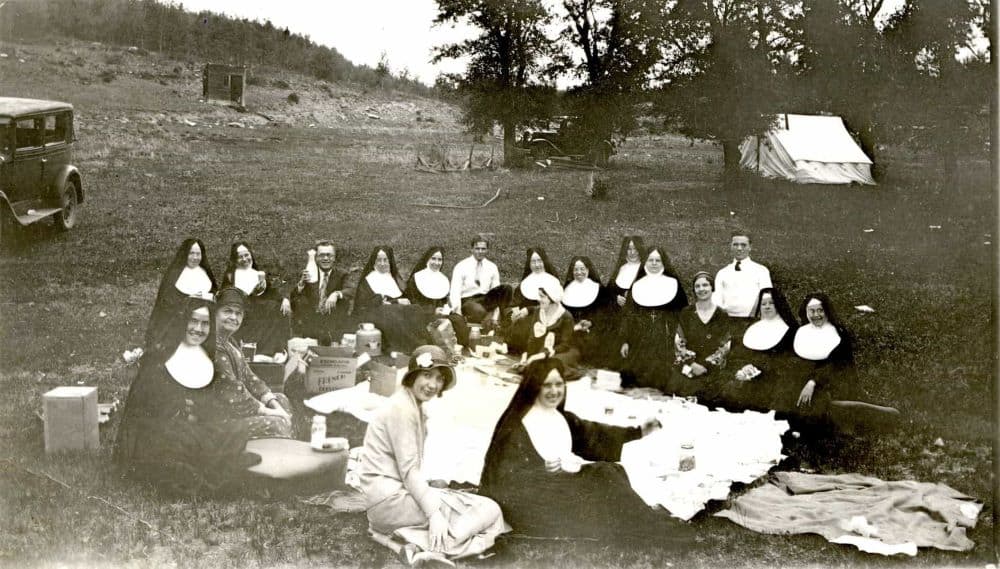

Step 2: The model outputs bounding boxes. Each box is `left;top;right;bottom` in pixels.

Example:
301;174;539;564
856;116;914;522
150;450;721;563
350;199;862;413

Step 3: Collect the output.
519;116;616;166
0;97;83;244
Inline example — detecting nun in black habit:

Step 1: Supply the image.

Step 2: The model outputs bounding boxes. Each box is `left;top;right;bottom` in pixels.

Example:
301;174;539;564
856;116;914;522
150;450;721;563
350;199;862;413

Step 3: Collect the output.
561;255;617;368
618;246;688;390
607;235;646;308
718;286;799;412
786;292;900;434
403;246;470;346
354;246;435;352
478;358;692;541
144;238;218;349
510;247;562;310
220;240;292;355
115;297;257;495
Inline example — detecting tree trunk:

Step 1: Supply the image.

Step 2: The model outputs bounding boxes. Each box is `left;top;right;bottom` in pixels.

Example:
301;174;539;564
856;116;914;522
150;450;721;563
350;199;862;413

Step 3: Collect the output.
722;138;742;172
502;120;516;168
721;138;743;190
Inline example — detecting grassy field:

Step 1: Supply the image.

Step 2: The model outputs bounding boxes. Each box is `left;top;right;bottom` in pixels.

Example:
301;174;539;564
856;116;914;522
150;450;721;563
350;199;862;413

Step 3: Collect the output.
0;40;996;568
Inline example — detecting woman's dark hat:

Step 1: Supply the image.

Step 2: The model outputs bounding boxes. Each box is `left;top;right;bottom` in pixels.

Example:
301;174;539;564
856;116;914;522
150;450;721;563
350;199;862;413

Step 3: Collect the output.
402;345;456;392
215;287;247;309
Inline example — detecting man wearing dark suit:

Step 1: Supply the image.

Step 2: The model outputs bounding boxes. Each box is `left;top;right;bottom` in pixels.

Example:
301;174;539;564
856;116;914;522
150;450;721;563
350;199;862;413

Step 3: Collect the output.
290;240;355;342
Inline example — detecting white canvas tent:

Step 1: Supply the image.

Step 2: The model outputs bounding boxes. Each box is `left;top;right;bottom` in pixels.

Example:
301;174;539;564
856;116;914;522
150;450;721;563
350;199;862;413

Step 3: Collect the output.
740;114;875;185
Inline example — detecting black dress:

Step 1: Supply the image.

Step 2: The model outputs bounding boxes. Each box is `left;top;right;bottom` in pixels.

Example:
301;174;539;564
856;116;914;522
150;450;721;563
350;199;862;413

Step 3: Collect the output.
145;239;217;349
403;269;470;347
619;276;688;390
478;411;692;541
353;272;434;352
666;305;733;401
114;355;253;495
222;270;291;355
783;326;859;422
720;324;797;412
562;281;617;368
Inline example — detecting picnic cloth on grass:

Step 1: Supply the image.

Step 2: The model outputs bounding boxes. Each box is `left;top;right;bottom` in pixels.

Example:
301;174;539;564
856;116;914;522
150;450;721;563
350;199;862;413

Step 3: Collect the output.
715;471;983;555
305;360;787;520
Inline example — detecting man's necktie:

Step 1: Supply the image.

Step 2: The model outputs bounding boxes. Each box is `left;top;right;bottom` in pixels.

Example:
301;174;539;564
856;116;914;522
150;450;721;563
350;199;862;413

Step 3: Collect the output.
735;260;742;271
318;271;329;310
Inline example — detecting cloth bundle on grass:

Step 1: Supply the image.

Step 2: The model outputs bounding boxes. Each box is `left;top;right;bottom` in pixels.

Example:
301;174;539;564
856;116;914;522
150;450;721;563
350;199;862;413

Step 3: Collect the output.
716;471;982;556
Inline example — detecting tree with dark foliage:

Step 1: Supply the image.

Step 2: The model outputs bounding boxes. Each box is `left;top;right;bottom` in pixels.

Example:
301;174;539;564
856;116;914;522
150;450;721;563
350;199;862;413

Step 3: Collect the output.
434;0;558;166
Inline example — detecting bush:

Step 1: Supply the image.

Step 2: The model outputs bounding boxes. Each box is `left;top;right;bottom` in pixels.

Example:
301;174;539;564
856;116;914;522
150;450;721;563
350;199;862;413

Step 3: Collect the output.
287;92;300;104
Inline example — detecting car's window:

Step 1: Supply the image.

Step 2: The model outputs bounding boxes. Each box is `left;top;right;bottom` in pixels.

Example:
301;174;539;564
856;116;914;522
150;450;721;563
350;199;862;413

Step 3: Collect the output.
0;126;11;158
43;114;69;146
15;117;41;151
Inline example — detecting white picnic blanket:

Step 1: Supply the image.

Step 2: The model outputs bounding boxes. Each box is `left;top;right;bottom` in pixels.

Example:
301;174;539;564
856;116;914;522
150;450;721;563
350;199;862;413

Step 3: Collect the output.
306;362;787;520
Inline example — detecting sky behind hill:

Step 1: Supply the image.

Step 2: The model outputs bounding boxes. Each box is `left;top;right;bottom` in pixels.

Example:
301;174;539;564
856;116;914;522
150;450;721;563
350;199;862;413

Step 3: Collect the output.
167;0;983;87
170;0;473;85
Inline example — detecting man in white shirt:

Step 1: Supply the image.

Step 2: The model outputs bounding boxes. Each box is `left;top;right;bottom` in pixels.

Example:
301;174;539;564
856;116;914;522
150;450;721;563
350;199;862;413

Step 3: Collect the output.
713;232;772;319
449;235;508;323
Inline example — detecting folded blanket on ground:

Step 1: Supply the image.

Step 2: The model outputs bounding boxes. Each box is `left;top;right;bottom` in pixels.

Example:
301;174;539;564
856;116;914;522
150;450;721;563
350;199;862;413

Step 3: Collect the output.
716;471;982;555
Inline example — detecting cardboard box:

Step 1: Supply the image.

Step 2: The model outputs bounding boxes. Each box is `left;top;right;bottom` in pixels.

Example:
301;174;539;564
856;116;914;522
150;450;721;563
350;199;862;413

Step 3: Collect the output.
43;386;99;453
304;346;359;394
250;362;286;393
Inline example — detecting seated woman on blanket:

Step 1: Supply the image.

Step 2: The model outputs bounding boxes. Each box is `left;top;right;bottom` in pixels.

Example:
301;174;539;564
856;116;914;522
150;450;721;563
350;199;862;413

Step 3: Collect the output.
145;238;217;348
354;246;434;352
510;247;562;313
210;287;294;439
717;287;799;412
358;346;508;564
561;255;616;368
479;358;692;541
667;271;733;402
115;298;261;494
404;246;470;347
787;292;899;433
508;279;582;379
220;241;292;355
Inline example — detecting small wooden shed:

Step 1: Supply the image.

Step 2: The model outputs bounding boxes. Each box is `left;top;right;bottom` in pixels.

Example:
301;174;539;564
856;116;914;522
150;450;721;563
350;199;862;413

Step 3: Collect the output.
202;64;247;106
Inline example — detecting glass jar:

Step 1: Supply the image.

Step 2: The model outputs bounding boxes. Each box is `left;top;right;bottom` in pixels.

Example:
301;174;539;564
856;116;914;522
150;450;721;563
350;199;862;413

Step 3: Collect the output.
679;442;696;472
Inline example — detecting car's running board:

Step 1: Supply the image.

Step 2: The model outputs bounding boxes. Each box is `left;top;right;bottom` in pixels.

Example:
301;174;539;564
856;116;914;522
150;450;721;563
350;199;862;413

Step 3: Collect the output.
13;207;61;225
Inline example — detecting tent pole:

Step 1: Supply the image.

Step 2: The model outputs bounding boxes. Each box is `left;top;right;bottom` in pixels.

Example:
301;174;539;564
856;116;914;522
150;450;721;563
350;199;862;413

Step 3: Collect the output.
756;136;761;174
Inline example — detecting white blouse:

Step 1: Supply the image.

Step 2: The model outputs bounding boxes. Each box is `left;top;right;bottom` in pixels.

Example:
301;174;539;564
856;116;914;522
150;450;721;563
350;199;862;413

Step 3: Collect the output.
630;273;678;307
413;268;450;300
614;261;641;290
742;318;790;351
165;343;213;389
521;406;572;461
562;278;600;308
174;266;212;297
793;323;842;361
366;271;403;298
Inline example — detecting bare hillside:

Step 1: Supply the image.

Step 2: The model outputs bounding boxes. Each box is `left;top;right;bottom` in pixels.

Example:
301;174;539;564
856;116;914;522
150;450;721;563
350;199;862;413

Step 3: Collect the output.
0;39;462;131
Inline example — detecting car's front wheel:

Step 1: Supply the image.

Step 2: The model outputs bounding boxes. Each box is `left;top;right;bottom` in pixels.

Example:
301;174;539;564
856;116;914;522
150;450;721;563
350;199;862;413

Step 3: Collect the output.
55;180;78;231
